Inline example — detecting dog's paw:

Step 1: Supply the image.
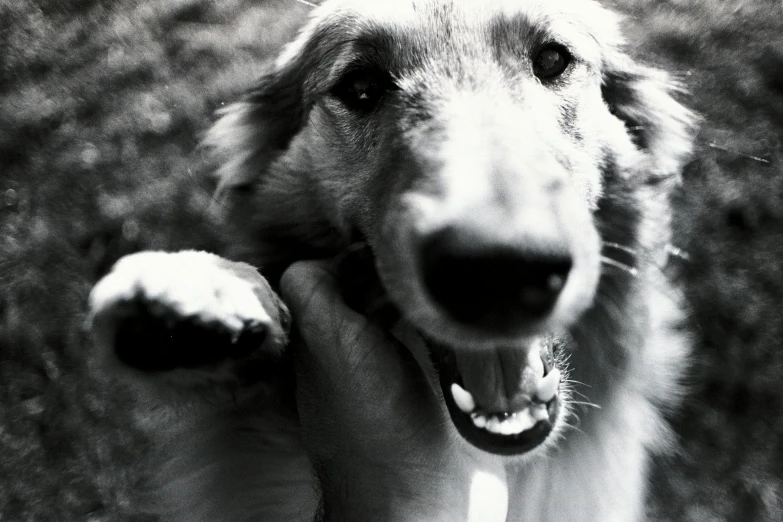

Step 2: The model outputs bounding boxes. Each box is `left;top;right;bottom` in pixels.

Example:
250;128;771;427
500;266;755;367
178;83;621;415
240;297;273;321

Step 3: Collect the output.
89;251;289;383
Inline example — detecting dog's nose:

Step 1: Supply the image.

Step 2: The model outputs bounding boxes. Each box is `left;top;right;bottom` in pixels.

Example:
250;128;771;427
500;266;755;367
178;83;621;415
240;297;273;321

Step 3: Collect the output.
420;227;572;329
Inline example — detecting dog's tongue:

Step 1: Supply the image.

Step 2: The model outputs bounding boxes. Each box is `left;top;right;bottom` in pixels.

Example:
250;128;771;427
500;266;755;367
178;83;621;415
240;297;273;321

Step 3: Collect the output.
454;338;548;413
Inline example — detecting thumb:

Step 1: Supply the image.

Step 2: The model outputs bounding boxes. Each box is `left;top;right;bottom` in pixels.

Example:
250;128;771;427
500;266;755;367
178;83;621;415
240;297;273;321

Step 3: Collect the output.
280;260;375;353
280;260;426;412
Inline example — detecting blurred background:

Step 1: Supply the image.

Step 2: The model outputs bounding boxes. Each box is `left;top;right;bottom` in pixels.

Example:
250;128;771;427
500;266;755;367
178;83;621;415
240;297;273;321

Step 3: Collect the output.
1;0;782;519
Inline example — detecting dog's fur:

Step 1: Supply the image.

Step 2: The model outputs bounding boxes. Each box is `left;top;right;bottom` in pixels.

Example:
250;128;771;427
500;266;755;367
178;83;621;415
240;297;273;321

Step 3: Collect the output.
89;0;696;520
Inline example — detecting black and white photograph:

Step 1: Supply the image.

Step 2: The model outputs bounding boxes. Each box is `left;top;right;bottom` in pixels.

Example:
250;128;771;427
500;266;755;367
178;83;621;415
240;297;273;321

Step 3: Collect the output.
1;0;782;520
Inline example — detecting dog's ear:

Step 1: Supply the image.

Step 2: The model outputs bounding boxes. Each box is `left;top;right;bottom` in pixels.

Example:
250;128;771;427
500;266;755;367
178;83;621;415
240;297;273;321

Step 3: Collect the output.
203;62;310;197
203;15;334;197
601;53;698;181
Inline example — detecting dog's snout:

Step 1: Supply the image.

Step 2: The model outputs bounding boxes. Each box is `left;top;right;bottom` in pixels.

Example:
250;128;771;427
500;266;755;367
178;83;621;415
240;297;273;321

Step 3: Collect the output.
420;227;572;329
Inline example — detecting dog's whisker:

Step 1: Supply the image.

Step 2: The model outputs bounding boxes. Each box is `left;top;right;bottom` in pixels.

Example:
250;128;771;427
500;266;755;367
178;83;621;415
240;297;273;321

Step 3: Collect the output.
559;414;587;436
292;0;318;8
567;389;594;403
563;378;593;389
568;401;602;410
600;256;639;277
601;241;637;256
568;379;592;388
665;243;691;262
706;141;771;164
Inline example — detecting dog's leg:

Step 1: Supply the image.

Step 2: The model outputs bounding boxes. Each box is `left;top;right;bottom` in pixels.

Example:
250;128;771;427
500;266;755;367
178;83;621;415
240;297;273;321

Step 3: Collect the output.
89;251;319;521
89;250;290;396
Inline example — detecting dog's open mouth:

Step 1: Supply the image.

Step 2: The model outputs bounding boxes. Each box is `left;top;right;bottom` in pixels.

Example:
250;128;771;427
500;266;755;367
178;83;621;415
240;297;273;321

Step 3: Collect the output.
426;335;562;456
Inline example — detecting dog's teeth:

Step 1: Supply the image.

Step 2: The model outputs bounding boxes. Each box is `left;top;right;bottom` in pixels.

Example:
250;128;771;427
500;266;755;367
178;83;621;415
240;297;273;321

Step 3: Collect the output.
499;415;523;435
486;416;502;434
517;410;537;433
481;410;538;436
535;367;561;402
509;411;535;434
532;403;550;421
470;408;545;435
498;417;518;436
451;383;476;413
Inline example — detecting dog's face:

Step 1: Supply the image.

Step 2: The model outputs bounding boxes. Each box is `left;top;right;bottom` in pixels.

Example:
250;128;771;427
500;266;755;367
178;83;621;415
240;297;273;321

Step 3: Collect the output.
208;0;694;458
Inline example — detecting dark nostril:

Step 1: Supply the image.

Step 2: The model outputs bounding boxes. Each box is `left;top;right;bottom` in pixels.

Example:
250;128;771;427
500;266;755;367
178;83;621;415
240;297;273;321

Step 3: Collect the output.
420;227;572;328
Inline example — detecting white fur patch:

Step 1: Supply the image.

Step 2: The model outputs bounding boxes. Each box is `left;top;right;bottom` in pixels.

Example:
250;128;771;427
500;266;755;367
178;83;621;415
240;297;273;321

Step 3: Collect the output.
90;251;274;342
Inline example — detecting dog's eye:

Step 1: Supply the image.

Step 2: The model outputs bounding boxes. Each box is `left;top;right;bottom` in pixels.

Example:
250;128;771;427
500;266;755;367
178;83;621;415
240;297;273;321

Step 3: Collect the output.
533;45;571;79
332;68;391;113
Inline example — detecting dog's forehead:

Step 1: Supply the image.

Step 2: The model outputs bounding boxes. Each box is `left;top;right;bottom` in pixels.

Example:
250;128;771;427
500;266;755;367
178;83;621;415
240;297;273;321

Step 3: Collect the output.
278;0;623;69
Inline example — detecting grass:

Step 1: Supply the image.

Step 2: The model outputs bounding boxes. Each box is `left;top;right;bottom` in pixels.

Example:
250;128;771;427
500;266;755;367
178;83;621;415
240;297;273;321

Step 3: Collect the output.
1;0;782;519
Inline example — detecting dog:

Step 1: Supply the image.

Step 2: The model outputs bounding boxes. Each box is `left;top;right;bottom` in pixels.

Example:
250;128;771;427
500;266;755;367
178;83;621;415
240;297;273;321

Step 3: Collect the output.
89;0;696;519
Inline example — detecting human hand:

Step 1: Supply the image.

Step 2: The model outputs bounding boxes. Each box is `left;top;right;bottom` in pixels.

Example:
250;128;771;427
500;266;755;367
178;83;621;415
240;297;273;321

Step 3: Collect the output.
280;260;507;521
